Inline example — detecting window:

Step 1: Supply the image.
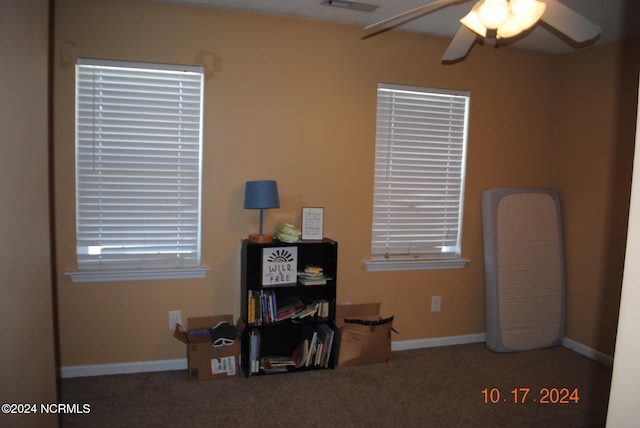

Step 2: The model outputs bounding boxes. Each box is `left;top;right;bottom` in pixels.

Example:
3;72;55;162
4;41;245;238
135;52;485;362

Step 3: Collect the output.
69;58;208;282
365;83;470;272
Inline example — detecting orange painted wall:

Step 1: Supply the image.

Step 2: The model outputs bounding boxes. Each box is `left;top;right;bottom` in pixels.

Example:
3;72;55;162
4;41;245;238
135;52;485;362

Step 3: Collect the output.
553;38;640;355
1;0;58;425
52;0;638;366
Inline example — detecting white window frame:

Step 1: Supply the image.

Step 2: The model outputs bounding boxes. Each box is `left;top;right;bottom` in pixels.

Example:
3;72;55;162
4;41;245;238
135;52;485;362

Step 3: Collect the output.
67;58;209;282
364;83;471;272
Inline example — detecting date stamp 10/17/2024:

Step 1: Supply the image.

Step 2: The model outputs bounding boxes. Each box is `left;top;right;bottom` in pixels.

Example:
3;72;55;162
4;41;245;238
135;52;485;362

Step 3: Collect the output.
482;387;580;404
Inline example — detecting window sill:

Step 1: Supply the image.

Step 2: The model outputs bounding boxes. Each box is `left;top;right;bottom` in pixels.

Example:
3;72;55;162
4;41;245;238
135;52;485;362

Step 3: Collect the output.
363;258;470;272
65;267;210;283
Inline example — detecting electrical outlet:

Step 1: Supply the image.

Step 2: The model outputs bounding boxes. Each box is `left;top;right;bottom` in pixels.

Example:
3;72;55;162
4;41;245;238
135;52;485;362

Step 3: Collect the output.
431;296;442;312
169;310;182;331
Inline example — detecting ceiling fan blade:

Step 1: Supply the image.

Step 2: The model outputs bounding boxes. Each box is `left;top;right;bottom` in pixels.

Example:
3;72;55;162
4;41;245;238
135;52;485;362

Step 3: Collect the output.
363;0;463;33
442;25;478;62
541;0;602;43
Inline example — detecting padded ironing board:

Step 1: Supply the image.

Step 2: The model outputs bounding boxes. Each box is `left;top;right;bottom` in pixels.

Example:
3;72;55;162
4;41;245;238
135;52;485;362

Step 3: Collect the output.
482;188;565;352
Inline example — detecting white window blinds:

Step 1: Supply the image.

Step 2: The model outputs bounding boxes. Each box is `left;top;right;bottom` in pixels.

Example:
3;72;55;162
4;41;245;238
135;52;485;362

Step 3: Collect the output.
75;58;204;271
371;83;470;262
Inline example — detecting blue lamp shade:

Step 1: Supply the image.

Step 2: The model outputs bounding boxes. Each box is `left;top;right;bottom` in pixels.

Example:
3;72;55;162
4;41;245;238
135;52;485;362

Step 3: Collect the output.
244;180;280;209
244;180;280;243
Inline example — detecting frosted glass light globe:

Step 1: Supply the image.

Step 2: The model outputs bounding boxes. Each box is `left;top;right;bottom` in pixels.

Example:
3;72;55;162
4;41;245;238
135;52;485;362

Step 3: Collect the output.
477;0;509;29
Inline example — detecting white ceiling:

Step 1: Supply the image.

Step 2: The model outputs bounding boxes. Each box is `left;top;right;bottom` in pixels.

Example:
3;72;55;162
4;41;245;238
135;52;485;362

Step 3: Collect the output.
160;0;639;54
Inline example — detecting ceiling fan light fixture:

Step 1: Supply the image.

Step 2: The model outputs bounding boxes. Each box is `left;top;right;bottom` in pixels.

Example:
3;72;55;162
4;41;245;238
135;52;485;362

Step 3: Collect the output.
510;0;546;31
496;14;523;38
477;0;509;29
460;3;487;37
461;0;548;40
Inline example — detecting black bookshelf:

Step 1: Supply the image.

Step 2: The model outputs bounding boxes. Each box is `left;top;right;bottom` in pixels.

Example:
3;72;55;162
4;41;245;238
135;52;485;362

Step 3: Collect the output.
240;238;337;376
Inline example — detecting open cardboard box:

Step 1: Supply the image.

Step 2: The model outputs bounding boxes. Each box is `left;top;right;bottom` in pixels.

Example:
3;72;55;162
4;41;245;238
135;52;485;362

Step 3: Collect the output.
335;303;394;367
173;315;243;381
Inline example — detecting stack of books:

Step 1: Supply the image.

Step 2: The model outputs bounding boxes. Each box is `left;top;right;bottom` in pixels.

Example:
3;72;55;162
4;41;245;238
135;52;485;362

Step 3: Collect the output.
275;295;306;322
297;265;333;286
260;355;295;373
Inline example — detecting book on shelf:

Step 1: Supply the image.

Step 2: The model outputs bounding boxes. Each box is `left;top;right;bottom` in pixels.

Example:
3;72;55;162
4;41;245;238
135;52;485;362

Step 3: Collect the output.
297;276;332;286
290;303;317;320
275;295;305;321
315;341;324;366
292;341;306;369
304;265;323;275
248;290;280;325
316;323;335;368
306;328;318;367
293;325;316;368
316;299;329;319
297;265;333;286
249;329;261;374
292;323;334;369
261;355;294;373
291;299;330;321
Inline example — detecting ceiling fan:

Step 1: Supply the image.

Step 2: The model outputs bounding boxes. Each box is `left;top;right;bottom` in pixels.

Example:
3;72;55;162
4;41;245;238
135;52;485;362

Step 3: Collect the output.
363;0;602;63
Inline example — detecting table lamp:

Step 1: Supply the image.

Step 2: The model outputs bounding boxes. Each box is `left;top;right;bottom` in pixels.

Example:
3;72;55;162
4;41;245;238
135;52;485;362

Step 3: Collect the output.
244;180;280;243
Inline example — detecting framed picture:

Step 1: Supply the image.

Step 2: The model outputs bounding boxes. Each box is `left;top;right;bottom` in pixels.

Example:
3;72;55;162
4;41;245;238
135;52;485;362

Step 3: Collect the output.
262;246;298;286
302;207;324;240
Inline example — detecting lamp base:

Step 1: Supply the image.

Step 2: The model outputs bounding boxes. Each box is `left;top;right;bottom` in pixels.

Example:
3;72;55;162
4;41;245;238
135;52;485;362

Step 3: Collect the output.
249;233;273;244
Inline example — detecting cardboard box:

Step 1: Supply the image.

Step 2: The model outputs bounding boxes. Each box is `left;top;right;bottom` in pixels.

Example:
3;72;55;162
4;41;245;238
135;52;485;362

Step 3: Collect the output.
173;315;241;381
335;303;394;367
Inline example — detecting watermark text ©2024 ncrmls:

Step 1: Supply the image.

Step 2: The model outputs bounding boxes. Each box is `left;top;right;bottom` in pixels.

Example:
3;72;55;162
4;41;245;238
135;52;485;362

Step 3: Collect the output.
2;403;91;414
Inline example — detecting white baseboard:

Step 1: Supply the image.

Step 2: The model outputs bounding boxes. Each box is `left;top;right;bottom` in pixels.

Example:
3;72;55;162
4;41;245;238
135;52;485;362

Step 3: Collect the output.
59;334;612;378
392;333;486;351
59;358;186;379
393;334;614;368
561;337;614;367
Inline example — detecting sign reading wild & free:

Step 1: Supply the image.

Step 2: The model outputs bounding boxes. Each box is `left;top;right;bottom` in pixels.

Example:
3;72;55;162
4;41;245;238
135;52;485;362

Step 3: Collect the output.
262;247;298;286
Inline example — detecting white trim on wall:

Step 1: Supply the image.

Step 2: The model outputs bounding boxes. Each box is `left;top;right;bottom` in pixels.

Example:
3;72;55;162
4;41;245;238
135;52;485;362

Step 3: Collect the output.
59;334;612;378
561;337;614;367
391;333;486;351
60;359;186;379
